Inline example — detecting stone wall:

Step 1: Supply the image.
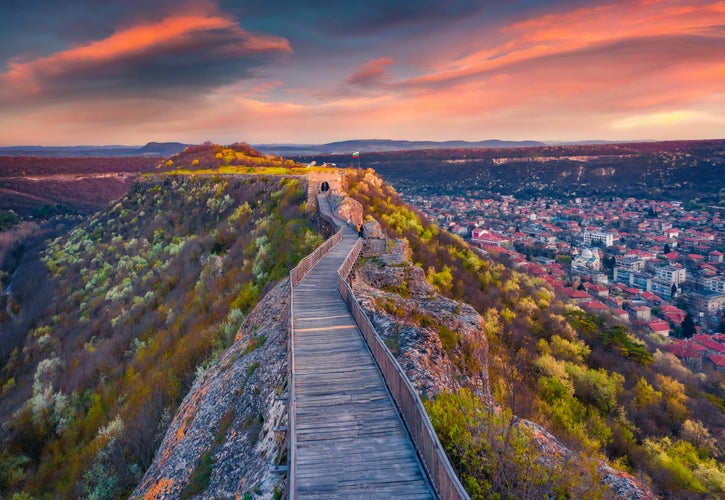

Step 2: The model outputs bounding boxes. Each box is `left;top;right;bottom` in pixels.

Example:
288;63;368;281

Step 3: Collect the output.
306;170;345;213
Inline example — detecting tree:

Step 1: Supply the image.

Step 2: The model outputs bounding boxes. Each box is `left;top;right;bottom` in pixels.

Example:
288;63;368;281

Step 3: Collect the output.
681;313;696;338
671;283;677;298
663;243;671;255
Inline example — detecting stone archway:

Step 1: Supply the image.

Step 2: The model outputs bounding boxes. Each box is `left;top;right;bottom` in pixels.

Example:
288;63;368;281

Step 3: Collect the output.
320;181;330;192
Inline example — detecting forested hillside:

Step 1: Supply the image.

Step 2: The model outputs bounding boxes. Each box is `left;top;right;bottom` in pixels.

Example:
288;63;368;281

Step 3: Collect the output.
346;169;725;498
308;139;725;203
0;173;322;498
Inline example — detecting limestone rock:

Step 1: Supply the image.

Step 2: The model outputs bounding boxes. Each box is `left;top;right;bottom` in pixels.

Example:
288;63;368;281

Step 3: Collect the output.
349;241;654;499
362;220;384;239
328;193;362;226
350;250;491;401
133;281;290;499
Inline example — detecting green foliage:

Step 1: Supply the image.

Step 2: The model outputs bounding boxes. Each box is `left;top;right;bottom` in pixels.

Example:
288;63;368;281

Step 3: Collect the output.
643;436;725;496
0;175;322;498
681;313;696;338
215;410;235;446
425;388;608;499
0;210;18;230
601;325;653;365
438;324;460;350
345;169;721;497
246;362;260;378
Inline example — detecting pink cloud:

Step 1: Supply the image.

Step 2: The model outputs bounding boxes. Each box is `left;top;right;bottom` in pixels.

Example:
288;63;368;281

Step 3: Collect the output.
346;57;395;87
0;11;291;99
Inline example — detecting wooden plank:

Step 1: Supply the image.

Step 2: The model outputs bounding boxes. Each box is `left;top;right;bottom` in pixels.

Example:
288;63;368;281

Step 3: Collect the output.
290;197;434;499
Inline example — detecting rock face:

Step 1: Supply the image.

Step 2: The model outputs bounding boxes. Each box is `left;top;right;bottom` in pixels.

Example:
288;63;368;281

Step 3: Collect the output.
349;238;654;500
133;281;290;499
350;241;492;402
328;192;363;226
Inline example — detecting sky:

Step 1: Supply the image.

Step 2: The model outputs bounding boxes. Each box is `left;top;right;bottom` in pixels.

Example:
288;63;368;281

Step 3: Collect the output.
0;0;724;146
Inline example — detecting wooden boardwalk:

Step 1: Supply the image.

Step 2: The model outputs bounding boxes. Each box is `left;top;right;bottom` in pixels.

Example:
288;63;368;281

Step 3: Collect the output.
290;197;434;499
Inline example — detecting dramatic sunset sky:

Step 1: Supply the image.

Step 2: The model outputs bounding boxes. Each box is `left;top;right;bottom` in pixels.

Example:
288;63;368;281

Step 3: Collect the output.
1;0;723;146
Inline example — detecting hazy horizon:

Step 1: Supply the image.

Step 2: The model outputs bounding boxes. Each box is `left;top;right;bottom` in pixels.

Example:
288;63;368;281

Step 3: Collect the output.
3;137;715;149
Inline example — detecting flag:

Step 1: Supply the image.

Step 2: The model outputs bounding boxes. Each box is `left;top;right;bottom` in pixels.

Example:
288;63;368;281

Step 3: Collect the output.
352;151;360;158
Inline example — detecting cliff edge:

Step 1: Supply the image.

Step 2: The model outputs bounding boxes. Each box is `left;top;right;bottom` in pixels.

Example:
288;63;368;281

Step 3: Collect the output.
133;281;290;499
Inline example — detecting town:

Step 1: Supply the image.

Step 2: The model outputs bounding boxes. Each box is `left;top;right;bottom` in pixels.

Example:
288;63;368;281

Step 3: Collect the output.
401;191;725;374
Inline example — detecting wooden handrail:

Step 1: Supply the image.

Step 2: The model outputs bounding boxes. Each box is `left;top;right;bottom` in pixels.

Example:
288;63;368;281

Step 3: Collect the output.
287;196;342;499
288;192;468;499
336;241;470;500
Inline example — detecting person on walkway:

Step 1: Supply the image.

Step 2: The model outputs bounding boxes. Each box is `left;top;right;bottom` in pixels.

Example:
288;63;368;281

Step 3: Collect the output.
357;224;363;238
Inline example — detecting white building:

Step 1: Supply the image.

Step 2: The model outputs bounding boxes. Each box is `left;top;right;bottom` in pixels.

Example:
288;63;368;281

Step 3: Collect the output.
705;277;725;294
654;265;686;285
573;248;602;271
583;230;614;247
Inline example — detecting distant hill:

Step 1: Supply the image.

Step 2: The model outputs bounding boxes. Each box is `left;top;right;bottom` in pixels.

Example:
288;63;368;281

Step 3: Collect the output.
0;142;190;157
134;141;191;156
297;139;725;203
0;156;160;215
254;139;545;155
0;145;140;157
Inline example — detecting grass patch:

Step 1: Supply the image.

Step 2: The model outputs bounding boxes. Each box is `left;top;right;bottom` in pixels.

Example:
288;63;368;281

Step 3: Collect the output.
438;324;460;350
215;409;235;446
242;335;267;355
180;450;214;499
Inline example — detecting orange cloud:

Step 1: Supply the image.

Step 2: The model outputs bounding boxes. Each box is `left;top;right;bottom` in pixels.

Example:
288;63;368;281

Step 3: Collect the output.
1;12;291;97
403;1;724;87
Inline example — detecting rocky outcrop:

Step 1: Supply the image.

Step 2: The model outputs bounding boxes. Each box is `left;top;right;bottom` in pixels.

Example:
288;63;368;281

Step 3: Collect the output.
133;281;290;499
349;237;654;499
133;210;652;499
350;240;491;402
518;418;655;499
328;192;363;226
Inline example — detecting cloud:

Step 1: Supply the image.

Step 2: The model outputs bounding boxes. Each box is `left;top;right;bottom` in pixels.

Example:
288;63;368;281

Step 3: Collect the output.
0;9;291;103
611;110;704;129
345;57;394;87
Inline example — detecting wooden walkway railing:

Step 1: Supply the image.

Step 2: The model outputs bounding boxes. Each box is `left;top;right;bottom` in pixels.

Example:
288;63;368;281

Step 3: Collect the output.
287;193;468;500
336;241;469;500
287;197;343;498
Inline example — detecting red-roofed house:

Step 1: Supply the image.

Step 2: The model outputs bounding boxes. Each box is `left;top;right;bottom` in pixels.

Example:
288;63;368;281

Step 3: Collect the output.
693;335;725;355
639;291;663;304
583;300;610;313
706;354;725;373
472;228;510;249
563;288;593;304
583;283;609;298
648;320;671;336
662;252;680;261
630;306;651;322
708;250;723;263
662;310;686;324
665;340;706;370
612;309;629;323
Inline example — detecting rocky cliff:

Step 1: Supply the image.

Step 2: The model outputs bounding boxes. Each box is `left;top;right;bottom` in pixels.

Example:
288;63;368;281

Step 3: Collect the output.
133;215;653;499
350;238;492;402
349;237;654;499
133;281;290;499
